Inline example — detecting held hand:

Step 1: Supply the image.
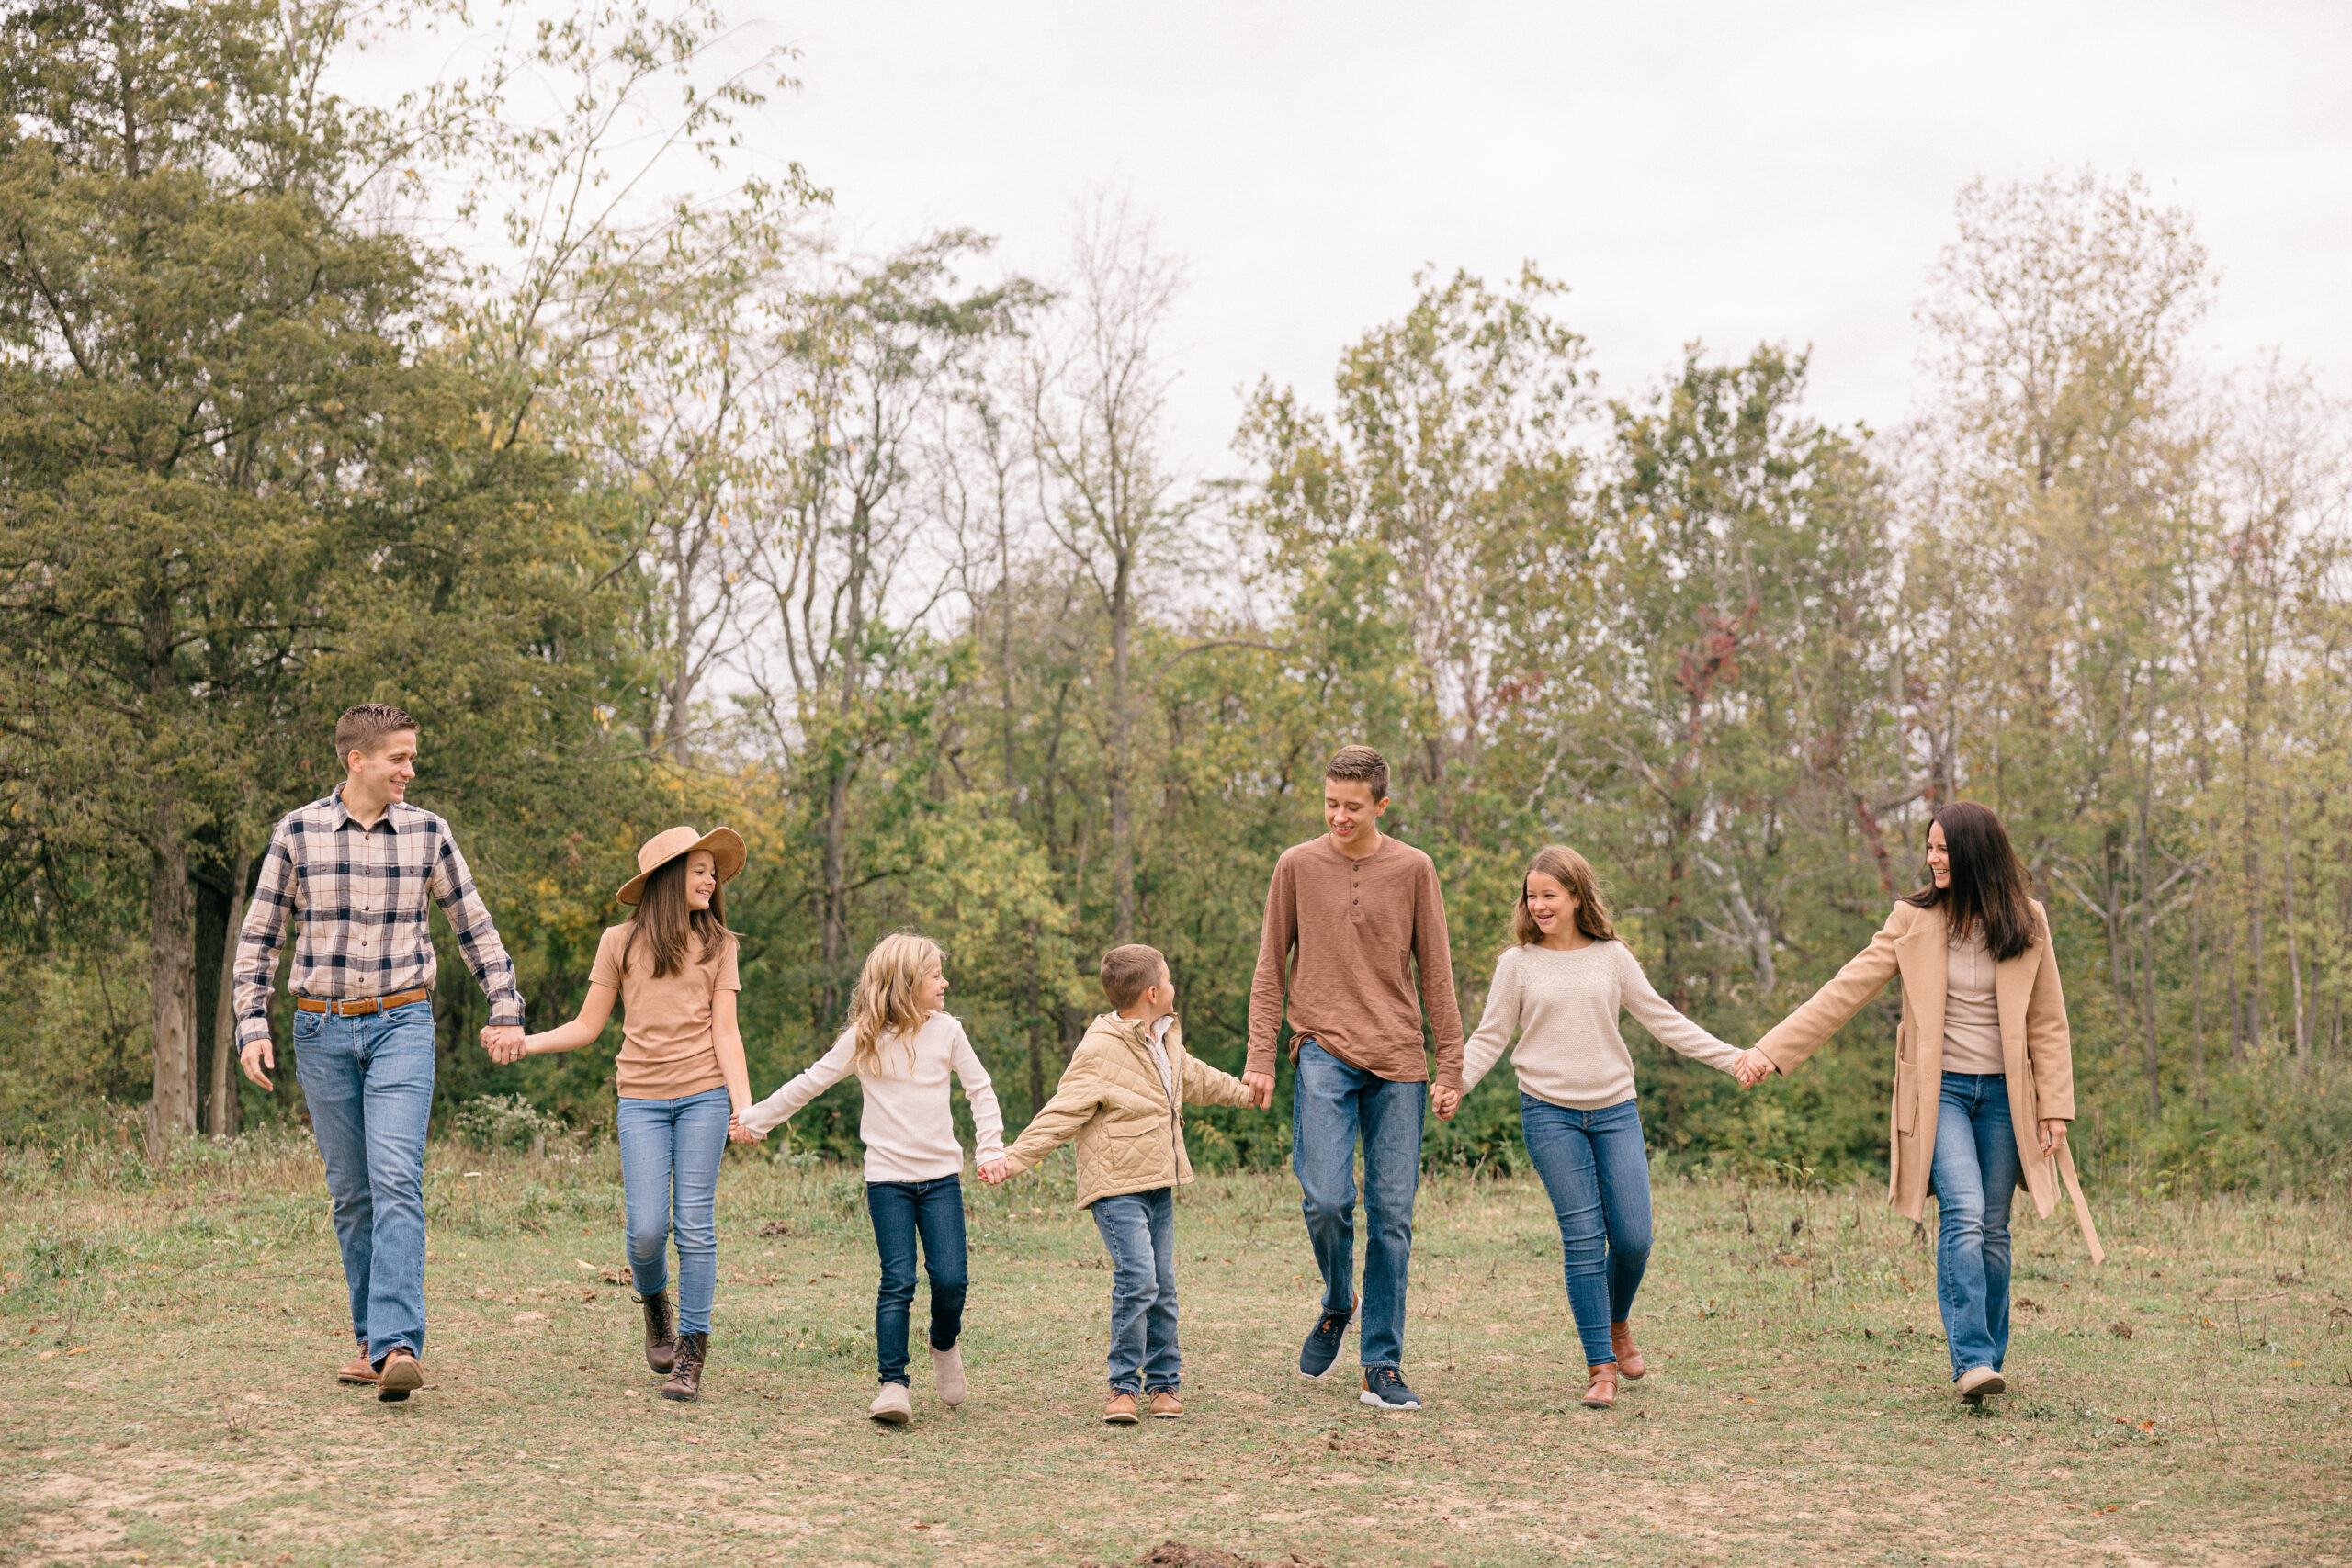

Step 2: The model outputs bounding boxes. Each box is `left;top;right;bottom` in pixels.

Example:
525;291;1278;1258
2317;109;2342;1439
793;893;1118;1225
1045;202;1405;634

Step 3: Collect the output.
977;1158;1012;1185
1241;1071;1276;1111
1430;1086;1463;1122
481;1024;526;1065
729;1110;766;1144
239;1038;275;1092
1730;1048;1773;1088
2037;1118;2068;1158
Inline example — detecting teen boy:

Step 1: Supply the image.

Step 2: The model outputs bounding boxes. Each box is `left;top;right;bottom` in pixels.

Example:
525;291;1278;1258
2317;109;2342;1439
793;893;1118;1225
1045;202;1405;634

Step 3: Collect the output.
1244;745;1464;1411
233;704;527;1402
983;943;1261;1424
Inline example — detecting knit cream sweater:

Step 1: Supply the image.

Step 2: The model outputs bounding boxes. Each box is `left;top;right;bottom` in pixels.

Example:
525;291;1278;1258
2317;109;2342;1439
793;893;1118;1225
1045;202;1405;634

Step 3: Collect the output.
1461;940;1743;1110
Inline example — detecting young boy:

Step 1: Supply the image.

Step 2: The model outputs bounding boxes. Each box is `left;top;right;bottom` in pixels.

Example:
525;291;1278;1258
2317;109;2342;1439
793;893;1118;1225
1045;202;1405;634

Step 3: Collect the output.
981;943;1261;1424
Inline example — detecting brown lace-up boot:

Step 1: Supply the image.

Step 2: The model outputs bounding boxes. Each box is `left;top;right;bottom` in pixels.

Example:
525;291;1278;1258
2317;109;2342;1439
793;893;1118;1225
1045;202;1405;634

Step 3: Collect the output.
1610;1320;1646;1379
661;1331;707;1402
637;1291;676;1374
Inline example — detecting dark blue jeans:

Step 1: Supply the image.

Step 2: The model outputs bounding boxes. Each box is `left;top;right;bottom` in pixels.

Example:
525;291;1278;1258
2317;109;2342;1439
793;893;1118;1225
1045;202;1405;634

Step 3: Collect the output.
1091;1187;1181;1395
865;1176;967;1386
616;1086;731;1337
291;999;436;1363
1292;1038;1425;1370
1931;1072;2022;1380
1519;1094;1653;1367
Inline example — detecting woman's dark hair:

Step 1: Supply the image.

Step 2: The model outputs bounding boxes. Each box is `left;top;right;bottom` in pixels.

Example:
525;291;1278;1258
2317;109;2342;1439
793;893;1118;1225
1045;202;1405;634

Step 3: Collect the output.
1902;801;2037;961
625;855;730;979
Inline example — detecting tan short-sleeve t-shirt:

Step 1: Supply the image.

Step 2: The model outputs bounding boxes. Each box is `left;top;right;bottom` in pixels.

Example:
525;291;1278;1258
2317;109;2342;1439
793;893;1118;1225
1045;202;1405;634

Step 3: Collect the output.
590;922;741;1100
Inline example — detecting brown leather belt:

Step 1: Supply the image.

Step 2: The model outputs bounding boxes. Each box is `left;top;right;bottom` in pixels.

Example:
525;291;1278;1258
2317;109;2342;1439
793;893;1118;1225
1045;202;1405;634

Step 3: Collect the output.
295;988;431;1017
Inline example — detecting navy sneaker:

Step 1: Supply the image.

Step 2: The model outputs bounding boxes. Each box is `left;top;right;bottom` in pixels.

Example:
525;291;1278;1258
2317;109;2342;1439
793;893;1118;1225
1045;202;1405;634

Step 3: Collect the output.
1360;1366;1421;1410
1298;1298;1356;1379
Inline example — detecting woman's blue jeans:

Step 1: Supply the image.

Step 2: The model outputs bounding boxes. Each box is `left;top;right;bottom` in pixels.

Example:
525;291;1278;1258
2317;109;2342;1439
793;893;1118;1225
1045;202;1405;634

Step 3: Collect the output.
1519;1093;1653;1367
616;1086;731;1337
866;1176;967;1386
1930;1072;2021;1380
1091;1187;1181;1395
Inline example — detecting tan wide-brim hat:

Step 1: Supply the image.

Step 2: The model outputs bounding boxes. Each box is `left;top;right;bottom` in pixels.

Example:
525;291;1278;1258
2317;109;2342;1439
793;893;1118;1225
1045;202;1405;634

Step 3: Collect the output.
616;825;747;906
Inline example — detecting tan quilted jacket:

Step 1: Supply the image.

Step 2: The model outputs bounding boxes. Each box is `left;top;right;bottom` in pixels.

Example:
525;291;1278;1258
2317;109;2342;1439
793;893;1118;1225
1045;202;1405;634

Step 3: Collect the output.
1001;1011;1258;1208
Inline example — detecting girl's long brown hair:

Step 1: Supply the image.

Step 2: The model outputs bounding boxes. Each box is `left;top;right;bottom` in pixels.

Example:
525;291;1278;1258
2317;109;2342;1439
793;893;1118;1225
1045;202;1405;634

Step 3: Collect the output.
625;855;731;979
1901;801;2038;962
848;932;943;1076
1513;845;1620;946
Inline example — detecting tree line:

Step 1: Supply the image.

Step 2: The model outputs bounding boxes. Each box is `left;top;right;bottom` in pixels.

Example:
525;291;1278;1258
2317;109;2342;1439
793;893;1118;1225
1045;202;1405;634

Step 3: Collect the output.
5;0;2347;1190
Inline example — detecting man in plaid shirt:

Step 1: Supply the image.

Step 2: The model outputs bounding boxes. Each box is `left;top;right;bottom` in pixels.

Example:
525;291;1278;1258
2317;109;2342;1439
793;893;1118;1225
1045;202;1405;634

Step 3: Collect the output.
234;703;527;1402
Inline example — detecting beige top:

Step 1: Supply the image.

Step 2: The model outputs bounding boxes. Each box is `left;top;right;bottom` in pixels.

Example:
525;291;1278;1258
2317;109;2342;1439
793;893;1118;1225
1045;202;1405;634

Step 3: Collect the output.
738;1010;1004;1183
1462;940;1744;1110
1942;925;2005;1074
591;923;741;1100
1001;1012;1258;1208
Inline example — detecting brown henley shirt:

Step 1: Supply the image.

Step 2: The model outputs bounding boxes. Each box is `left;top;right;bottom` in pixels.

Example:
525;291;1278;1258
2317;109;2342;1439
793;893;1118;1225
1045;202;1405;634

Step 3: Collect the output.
1246;834;1465;1087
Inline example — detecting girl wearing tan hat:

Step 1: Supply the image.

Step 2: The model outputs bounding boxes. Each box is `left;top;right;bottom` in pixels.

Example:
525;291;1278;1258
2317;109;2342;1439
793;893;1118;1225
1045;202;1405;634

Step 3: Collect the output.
517;825;754;1401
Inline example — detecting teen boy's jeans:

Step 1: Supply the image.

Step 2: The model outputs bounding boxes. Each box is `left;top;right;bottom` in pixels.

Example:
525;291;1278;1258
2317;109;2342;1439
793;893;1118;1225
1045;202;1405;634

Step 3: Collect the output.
1091;1186;1181;1395
1518;1093;1654;1367
616;1086;732;1337
865;1176;967;1386
291;999;435;1363
1930;1071;2022;1380
1292;1038;1425;1370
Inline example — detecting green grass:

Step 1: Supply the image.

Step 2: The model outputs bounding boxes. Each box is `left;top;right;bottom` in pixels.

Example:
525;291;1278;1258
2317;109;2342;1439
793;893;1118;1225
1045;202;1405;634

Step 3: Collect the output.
1;1134;2347;1566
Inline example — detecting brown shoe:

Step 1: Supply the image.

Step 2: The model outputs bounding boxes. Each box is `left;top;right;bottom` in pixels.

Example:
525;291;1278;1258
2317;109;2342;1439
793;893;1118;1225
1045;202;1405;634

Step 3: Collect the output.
1148;1390;1184;1419
1610;1320;1646;1380
661;1332;707;1402
1956;1365;2006;1403
376;1348;424;1403
637;1291;677;1375
337;1340;378;1385
1581;1361;1618;1410
1102;1391;1140;1425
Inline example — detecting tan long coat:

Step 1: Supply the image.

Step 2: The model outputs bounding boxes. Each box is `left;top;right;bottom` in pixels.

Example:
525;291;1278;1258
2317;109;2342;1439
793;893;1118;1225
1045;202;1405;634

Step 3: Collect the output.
1001;1012;1258;1210
1755;899;2104;1263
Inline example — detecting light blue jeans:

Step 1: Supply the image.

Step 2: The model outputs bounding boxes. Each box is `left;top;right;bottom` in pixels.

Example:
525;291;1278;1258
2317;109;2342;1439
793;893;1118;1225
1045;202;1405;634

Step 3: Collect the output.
1930;1072;2021;1380
1091;1187;1181;1394
1292;1038;1426;1370
291;999;436;1363
617;1086;732;1337
1519;1093;1654;1367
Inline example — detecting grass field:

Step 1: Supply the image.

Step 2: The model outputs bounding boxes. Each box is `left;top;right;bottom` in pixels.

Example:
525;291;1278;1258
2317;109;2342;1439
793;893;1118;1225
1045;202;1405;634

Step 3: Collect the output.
2;1135;2347;1567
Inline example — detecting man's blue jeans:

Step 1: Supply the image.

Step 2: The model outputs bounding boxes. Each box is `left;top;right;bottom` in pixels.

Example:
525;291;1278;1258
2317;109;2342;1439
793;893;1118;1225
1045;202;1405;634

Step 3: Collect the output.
1292;1038;1425;1370
1519;1093;1653;1367
1091;1187;1180;1395
616;1086;732;1337
1931;1071;2022;1380
865;1177;967;1386
291;999;435;1363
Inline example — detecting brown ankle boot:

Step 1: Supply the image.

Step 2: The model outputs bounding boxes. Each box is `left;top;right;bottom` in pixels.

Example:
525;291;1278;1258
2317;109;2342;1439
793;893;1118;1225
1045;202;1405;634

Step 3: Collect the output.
638;1291;676;1374
1610;1320;1645;1380
1582;1361;1618;1410
661;1331;707;1401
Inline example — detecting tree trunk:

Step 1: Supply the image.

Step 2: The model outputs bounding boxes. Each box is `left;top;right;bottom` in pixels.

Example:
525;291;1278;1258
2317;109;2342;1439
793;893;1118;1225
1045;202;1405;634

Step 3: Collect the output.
2188;875;2206;1108
1106;555;1136;943
146;806;200;1161
2134;753;2160;1122
2280;790;2308;1070
820;760;851;1024
209;849;253;1137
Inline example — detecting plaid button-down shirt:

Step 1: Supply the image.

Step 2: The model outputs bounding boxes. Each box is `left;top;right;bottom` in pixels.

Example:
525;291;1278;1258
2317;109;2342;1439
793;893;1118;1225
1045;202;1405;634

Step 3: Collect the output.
232;787;526;1047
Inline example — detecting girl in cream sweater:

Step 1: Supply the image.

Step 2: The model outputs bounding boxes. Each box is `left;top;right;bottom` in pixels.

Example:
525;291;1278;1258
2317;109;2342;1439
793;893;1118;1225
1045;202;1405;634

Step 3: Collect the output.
1446;845;1746;1409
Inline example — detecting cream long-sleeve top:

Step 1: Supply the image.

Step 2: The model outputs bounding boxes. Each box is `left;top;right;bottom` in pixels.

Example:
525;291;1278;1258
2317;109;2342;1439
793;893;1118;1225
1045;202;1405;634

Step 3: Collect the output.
738;1010;1005;1182
1460;940;1745;1110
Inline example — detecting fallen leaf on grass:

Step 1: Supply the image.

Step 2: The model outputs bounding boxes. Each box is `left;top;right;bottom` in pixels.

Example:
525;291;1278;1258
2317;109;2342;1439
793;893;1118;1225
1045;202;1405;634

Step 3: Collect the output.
2015;1298;2044;1313
580;1290;598;1303
68;1346;93;1356
575;1259;597;1270
758;1221;793;1237
2108;1322;2135;1338
37;1348;56;1359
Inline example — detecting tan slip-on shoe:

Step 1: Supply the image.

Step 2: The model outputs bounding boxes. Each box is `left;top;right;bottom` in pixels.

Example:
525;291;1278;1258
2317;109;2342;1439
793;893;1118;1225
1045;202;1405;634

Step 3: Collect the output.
337;1341;378;1385
1956;1366;2006;1403
1102;1392;1140;1426
930;1344;967;1406
869;1382;913;1425
1609;1320;1646;1380
1148;1390;1184;1419
1581;1361;1618;1410
375;1348;424;1403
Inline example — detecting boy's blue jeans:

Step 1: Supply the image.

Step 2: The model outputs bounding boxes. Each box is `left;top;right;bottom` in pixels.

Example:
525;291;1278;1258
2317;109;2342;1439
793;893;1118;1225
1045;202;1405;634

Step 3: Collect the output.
1931;1072;2022;1380
1292;1038;1425;1370
1518;1093;1653;1367
291;999;436;1363
1091;1186;1181;1395
616;1086;732;1337
865;1176;967;1386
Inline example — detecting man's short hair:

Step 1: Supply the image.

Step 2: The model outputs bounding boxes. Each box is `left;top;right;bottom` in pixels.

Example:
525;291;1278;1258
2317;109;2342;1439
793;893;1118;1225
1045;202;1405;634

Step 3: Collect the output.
1323;745;1389;803
1099;943;1169;1010
335;703;419;767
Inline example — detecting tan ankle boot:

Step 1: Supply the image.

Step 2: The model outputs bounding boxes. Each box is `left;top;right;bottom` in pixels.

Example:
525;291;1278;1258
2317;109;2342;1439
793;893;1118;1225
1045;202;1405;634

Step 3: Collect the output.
1610;1320;1645;1379
337;1339;378;1385
1582;1361;1618;1409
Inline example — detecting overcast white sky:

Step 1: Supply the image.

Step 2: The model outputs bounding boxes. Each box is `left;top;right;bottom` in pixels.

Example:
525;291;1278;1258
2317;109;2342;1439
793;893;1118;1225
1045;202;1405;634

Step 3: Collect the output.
682;0;2350;476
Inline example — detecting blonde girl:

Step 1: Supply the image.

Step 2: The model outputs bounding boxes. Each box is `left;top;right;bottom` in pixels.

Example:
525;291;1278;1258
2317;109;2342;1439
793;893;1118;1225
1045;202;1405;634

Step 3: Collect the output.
519;826;756;1403
736;932;1005;1425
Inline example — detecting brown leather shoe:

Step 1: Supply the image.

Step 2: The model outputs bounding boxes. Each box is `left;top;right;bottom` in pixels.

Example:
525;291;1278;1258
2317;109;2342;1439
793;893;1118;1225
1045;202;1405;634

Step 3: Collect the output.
337;1341;378;1385
1102;1392;1140;1425
376;1348;424;1403
638;1291;677;1374
1610;1320;1646;1380
661;1332;707;1402
1148;1390;1184;1419
1956;1365;2006;1402
1581;1361;1618;1410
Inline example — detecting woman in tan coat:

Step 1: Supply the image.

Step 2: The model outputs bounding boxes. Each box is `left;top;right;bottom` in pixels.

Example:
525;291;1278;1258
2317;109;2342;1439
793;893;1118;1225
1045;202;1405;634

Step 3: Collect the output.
1732;802;2102;1401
